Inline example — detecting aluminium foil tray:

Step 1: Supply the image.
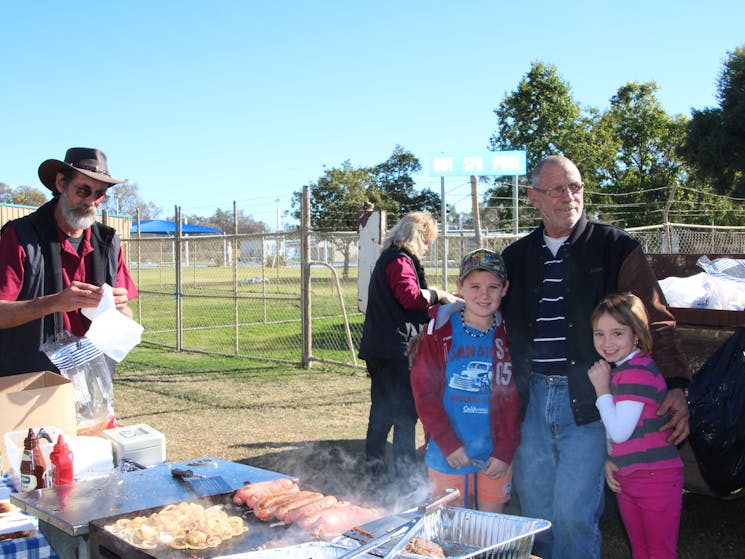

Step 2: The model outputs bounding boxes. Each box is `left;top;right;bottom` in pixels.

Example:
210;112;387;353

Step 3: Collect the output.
335;506;550;559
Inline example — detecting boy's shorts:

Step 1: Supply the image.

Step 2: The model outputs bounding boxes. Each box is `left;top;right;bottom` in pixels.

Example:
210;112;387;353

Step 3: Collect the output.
428;466;512;507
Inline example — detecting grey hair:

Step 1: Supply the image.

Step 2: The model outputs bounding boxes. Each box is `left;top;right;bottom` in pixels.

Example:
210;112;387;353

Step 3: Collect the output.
382;211;438;257
531;155;577;187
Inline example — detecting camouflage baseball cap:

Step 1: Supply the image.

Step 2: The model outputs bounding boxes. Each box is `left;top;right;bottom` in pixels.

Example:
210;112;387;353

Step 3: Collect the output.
459;249;507;281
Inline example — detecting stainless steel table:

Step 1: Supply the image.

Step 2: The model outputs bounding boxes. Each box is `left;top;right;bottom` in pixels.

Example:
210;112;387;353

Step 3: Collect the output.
10;458;290;559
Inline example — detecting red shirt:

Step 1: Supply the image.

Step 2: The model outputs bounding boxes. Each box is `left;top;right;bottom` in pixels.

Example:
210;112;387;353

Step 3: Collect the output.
0;224;139;336
385;255;429;310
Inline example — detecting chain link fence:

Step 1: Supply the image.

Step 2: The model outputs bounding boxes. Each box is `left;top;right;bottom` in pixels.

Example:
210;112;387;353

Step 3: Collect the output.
124;222;745;370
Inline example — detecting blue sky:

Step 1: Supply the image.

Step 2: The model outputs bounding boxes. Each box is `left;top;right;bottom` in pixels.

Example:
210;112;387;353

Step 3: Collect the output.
2;1;743;230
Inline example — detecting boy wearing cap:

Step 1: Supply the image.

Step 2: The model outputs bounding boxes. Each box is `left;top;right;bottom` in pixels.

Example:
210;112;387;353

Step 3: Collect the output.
0;147;138;376
411;249;520;512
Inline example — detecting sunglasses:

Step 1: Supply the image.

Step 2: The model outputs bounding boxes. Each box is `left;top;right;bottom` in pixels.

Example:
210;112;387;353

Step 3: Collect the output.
73;184;109;202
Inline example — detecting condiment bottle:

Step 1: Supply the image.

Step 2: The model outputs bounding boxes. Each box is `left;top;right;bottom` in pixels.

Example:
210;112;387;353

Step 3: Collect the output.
20;428;48;491
50;434;74;486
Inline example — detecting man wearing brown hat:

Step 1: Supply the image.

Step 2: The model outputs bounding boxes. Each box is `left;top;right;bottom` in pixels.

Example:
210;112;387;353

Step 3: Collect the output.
0;147;139;376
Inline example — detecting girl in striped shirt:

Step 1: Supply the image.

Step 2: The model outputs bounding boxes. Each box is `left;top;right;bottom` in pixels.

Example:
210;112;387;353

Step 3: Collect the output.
587;292;684;559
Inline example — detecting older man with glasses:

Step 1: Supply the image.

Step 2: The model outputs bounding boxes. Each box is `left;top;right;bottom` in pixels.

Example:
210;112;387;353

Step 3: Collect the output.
0;147;138;376
500;155;690;559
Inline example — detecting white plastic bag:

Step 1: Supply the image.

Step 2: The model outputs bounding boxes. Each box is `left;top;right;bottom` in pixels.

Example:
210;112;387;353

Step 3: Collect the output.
659;272;745;311
82;283;143;362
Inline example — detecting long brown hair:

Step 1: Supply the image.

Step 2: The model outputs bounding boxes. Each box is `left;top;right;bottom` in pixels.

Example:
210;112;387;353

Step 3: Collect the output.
590;292;653;354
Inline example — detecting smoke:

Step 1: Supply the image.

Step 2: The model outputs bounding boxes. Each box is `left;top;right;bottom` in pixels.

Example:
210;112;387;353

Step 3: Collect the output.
247;440;432;513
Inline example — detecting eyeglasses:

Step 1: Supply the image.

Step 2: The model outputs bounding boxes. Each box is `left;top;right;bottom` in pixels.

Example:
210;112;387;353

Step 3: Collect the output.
532;182;584;198
74;184;109;202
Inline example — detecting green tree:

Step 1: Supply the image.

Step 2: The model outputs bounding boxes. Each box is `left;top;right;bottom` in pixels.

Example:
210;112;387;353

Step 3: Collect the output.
186;208;267;234
680;45;745;197
303;160;375;231
103;182;162;220
292;147;439;277
10;185;48;206
0;183;12;203
589;82;689;227
293;160;374;278
489;62;583;170
370;145;441;219
486;62;586;231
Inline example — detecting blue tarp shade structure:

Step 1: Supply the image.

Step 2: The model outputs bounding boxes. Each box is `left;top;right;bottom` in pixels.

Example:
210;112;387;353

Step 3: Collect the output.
131;219;223;234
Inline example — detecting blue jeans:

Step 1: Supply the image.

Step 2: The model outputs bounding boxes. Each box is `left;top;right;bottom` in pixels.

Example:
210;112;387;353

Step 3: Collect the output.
364;358;418;481
513;374;607;559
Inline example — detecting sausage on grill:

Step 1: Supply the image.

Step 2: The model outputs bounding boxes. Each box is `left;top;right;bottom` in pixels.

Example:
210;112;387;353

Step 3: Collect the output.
233;478;298;508
285;495;339;523
273;492;326;523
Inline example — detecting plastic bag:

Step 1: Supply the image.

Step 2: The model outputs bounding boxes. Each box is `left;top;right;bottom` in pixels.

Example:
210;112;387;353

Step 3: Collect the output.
81;283;143;362
697;255;745;282
659;272;745;310
687;328;745;497
42;331;117;436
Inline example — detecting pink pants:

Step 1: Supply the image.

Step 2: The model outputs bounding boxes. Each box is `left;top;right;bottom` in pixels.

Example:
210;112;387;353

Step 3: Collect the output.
616;466;684;559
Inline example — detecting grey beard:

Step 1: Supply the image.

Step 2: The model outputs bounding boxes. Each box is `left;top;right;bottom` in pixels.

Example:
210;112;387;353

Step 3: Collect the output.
61;202;97;231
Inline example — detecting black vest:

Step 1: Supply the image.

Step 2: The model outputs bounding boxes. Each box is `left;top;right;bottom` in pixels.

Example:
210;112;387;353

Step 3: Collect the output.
0;200;119;376
358;247;429;361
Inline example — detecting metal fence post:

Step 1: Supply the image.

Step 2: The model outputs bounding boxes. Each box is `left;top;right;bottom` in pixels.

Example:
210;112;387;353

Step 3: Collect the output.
301;185;312;368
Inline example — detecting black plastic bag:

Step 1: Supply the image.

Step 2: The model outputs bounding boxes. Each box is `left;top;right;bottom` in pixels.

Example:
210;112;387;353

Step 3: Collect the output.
687;328;745;496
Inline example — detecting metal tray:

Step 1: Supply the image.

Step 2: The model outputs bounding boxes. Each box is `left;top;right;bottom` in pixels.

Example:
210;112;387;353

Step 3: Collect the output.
216;541;360;559
335;507;550;559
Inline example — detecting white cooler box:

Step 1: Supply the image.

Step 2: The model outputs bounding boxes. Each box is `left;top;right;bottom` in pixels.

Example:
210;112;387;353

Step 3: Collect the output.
102;424;166;466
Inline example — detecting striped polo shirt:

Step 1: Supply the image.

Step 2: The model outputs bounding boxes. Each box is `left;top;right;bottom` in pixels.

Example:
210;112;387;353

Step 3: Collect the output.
532;238;570;375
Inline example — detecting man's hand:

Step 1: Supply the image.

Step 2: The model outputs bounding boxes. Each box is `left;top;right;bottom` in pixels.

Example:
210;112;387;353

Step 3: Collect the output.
604;460;621;493
56;281;104;313
658;387;690;445
111;286;133;318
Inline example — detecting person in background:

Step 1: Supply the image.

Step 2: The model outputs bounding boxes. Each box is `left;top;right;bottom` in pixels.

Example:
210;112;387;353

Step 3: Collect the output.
358;210;459;489
411;249;520;512
500;155;689;559
588;292;683;559
0;147;139;376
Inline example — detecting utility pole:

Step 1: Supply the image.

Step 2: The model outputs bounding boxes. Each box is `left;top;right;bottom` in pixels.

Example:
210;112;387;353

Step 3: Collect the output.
440;176;448;288
470;175;482;248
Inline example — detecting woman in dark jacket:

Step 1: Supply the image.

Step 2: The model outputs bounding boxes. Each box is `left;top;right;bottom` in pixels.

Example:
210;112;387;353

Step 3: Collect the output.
359;211;458;487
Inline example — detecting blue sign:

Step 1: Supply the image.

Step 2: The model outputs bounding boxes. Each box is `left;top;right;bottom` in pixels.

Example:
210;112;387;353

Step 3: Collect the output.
430;150;527;177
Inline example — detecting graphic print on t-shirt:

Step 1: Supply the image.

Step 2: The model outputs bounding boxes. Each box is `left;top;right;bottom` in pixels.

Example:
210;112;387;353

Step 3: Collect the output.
449;360;492;393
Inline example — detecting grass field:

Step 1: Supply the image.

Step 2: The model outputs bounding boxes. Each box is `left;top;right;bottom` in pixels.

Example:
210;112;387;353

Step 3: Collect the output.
115;344;745;559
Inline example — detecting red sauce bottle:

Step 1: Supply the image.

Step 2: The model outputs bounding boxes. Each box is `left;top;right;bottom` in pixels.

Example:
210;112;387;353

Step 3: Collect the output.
20;428;48;491
50;434;74;486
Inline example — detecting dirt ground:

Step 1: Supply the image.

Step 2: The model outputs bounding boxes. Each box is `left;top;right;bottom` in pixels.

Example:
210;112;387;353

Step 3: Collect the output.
113;346;745;559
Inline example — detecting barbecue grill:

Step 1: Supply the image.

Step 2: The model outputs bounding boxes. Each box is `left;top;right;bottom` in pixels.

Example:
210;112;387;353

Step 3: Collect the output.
10;458;292;559
11;457;550;559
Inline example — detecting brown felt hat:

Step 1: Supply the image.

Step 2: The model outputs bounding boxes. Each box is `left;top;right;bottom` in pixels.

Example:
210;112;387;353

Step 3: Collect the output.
38;147;125;192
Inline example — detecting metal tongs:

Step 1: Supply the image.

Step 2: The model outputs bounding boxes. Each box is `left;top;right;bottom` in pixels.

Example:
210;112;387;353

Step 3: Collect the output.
338;488;459;559
381;488;459;559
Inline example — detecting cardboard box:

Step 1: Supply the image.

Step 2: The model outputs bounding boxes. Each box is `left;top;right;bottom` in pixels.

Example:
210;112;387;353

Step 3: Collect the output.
0;371;77;471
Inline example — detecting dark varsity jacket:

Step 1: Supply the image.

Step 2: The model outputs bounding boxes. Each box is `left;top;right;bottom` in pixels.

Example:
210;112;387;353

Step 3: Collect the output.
501;214;688;425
